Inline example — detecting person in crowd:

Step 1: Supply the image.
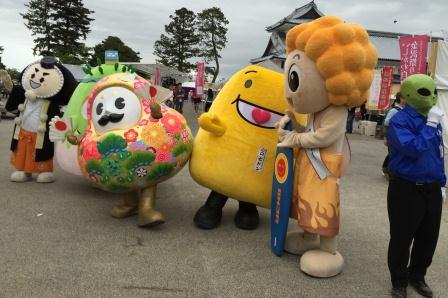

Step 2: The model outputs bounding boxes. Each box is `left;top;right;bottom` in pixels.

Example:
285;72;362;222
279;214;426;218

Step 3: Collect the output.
382;92;406;179
386;74;444;298
360;102;367;120
174;83;184;113
192;90;201;113
187;89;193;102
204;88;214;112
164;85;175;108
346;107;356;133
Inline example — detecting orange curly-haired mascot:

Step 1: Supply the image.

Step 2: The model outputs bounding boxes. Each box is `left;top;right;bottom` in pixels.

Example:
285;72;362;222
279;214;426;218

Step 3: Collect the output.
277;16;377;277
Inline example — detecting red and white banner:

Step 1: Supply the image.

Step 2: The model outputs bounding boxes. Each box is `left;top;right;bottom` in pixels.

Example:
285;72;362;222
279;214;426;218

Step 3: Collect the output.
378;66;394;110
399;35;429;81
368;69;382;110
153;67;161;85
195;62;205;96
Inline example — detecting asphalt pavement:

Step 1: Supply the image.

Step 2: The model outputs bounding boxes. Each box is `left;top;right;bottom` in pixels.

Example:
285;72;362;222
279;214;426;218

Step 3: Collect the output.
0;101;446;297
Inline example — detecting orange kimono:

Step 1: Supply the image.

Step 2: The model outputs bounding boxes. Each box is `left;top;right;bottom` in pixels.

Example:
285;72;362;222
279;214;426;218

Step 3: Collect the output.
10;129;53;173
291;149;342;237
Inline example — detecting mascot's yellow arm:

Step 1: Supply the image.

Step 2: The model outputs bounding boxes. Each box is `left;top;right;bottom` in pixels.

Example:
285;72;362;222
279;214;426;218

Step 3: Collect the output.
198;112;227;137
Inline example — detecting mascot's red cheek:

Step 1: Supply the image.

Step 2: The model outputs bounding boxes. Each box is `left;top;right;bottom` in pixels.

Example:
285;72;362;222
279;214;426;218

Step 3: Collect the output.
252;108;271;124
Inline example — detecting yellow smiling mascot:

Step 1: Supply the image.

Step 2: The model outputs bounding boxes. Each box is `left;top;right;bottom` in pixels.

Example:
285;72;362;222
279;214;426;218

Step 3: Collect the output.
190;65;305;229
277;16;377;277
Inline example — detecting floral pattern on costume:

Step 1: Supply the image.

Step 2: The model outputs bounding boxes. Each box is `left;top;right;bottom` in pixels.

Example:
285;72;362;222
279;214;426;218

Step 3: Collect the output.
124;129;138;143
82;139;100;160
141;124;168;149
142;99;152;114
138;119;149;126
78;73;193;192
156;150;172;162
162;113;182;134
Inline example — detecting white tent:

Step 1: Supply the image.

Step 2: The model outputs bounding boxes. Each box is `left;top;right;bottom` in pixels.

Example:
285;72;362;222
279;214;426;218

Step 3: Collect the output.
434;40;448;184
435;41;448;139
182;81;195;88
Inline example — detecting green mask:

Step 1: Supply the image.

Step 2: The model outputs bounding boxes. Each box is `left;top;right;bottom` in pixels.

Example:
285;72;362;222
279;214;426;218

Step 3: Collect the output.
400;74;437;116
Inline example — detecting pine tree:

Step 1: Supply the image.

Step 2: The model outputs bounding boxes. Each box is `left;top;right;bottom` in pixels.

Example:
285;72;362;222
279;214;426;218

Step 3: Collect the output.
20;0;54;55
0;45;5;69
21;0;94;63
154;8;199;73
197;7;229;83
91;36;141;65
49;0;94;63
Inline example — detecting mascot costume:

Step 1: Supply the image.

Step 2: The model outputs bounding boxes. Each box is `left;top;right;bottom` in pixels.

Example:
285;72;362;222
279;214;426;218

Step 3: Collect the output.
7;56;77;183
386;74;444;297
53;62;145;176
190;65;306;229
277;16;377;277
50;73;192;228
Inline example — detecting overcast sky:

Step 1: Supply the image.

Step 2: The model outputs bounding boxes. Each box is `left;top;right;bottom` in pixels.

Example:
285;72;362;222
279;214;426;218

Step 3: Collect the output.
1;0;447;80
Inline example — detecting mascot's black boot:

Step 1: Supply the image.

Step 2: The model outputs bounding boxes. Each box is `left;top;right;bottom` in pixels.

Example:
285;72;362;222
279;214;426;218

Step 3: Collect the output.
234;201;259;230
194;191;228;229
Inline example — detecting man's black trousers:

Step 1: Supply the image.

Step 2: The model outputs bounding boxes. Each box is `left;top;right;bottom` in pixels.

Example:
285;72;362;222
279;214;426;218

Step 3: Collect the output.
387;177;442;287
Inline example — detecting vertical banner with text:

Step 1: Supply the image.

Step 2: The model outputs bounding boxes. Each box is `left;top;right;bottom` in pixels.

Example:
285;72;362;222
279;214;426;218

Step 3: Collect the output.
399;35;429;81
368;69;382;110
378;66;394;110
195;62;205;96
153;67;161;85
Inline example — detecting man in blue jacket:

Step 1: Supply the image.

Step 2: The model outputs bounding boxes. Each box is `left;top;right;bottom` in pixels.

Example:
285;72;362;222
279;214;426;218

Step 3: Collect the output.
386;74;445;298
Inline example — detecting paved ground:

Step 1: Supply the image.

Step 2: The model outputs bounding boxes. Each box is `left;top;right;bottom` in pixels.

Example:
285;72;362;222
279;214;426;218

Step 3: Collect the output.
0;102;447;298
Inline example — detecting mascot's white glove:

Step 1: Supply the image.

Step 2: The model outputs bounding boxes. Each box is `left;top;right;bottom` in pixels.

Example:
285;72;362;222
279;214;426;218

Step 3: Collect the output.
25;90;37;101
427;106;444;128
276;113;303;148
278;130;302;148
49;116;71;142
275;114;290;130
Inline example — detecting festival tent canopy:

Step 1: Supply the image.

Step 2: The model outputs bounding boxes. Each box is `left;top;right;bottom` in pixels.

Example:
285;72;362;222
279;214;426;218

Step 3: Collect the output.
434;40;448;164
126;63;191;83
435;41;448;90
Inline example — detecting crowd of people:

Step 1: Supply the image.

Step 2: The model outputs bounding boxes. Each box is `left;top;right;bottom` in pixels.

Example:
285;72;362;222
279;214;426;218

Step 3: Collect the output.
166;83;215;115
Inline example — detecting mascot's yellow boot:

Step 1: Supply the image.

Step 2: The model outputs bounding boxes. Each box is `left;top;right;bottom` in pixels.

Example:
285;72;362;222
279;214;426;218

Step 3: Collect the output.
137;186;165;228
111;193;138;218
190;65;306;230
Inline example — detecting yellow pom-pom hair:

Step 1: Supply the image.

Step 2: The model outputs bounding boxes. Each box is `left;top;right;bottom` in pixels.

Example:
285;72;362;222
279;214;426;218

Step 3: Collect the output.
286;16;378;107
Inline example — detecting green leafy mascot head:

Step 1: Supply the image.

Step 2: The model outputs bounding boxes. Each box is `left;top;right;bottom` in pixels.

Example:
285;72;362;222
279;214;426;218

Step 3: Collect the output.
64;62;136;134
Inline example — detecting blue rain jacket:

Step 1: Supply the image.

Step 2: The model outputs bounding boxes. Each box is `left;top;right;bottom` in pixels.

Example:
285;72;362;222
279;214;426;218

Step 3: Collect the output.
387;105;446;186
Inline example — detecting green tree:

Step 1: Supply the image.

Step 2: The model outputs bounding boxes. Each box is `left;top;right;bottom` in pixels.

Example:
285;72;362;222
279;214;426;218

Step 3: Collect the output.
154;7;199;73
49;0;94;64
91;36;141;65
21;0;54;55
197;7;229;83
21;0;94;63
0;45;5;69
6;68;21;81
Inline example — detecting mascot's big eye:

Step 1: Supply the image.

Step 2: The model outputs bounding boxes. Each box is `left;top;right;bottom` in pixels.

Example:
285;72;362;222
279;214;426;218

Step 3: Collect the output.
417;88;430;96
115;97;125;109
31;73;35;79
96;103;103;115
288;64;300;92
245;80;252;88
435;89;438;95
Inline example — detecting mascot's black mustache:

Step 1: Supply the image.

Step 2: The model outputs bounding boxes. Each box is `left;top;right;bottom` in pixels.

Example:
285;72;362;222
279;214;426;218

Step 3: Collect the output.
98;113;124;126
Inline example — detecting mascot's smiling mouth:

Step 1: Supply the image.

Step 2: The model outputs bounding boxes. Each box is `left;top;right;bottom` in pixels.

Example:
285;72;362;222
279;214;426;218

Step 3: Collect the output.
98;113;124;126
232;94;284;129
30;80;41;89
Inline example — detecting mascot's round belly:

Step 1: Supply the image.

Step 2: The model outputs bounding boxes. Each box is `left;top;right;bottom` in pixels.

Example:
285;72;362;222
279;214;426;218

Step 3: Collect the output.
79;107;192;192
